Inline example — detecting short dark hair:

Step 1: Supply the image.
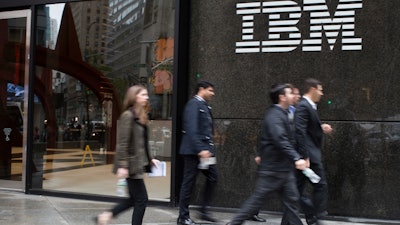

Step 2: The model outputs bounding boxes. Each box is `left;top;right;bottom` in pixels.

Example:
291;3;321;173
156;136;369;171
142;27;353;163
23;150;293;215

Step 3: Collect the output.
303;78;322;93
270;83;291;104
286;83;294;89
195;80;214;94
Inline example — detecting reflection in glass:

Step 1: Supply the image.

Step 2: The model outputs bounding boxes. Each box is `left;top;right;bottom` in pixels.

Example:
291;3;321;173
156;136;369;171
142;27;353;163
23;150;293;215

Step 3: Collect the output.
33;1;174;200
0;17;27;184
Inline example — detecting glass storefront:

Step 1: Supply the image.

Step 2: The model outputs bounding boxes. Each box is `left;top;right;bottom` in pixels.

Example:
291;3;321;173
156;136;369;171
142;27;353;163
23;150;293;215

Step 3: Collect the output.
0;0;175;200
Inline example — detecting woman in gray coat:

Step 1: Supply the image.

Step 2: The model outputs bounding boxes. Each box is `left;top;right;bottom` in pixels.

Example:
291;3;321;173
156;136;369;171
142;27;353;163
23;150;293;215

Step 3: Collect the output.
96;85;159;225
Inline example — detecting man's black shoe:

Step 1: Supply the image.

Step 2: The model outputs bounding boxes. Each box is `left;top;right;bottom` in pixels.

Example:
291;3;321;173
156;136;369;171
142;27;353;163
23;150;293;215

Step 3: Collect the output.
249;214;266;222
177;217;196;225
305;215;318;225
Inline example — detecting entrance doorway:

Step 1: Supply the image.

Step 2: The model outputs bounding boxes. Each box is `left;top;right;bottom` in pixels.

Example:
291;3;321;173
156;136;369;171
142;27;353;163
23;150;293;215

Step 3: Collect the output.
0;10;31;190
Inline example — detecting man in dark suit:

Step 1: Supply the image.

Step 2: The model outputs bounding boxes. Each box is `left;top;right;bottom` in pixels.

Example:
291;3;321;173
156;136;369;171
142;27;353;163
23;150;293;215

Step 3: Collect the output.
226;83;307;225
177;81;218;225
294;78;332;225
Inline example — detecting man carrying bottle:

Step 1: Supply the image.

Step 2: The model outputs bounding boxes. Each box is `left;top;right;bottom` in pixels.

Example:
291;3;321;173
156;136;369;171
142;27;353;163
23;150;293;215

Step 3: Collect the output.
226;83;307;225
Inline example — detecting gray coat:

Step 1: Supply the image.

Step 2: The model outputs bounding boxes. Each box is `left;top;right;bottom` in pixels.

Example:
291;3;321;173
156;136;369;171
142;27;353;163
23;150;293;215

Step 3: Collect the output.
113;110;151;179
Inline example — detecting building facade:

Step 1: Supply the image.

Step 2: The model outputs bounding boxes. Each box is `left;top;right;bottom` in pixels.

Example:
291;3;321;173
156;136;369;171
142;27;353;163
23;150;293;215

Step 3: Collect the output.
0;0;400;221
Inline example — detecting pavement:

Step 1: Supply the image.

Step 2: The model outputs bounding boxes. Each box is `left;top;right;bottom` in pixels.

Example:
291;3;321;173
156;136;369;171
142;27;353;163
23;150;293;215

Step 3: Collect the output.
0;190;398;225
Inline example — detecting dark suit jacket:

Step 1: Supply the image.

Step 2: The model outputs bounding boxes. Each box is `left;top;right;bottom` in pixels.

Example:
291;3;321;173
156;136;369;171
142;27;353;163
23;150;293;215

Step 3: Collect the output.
294;97;323;163
258;105;301;172
179;96;215;155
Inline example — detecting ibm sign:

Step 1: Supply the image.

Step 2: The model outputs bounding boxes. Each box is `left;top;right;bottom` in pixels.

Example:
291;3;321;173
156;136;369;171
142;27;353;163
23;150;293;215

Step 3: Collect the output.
236;0;362;53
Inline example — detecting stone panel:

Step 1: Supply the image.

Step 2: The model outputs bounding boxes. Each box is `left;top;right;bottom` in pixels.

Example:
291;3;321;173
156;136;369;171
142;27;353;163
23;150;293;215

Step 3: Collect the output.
188;0;400;220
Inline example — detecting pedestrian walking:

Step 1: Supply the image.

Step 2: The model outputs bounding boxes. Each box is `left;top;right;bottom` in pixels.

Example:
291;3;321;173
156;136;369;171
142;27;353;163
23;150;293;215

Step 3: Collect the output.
95;85;159;225
226;83;307;225
177;81;218;225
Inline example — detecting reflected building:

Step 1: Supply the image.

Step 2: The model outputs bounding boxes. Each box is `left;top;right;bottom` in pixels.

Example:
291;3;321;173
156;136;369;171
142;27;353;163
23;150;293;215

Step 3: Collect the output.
107;0;146;89
71;0;110;65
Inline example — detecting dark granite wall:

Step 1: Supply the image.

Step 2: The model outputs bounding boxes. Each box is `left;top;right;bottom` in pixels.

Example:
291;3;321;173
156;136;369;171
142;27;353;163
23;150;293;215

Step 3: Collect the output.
187;0;400;220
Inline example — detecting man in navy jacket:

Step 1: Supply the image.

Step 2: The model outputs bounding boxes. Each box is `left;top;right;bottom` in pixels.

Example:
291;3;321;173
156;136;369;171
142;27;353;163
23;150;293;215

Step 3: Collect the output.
226;83;307;225
177;81;217;225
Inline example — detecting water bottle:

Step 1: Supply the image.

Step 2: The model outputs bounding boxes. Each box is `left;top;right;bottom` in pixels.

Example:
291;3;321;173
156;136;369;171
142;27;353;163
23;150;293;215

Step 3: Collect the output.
116;178;127;197
302;168;321;183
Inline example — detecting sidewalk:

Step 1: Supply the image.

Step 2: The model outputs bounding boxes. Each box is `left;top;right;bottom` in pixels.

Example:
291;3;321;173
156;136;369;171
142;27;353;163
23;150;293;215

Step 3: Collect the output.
0;190;397;225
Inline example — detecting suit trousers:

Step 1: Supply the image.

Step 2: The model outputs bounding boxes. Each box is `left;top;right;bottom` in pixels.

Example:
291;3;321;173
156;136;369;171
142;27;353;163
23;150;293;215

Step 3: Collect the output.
230;171;302;225
178;155;218;219
111;178;148;225
297;162;328;218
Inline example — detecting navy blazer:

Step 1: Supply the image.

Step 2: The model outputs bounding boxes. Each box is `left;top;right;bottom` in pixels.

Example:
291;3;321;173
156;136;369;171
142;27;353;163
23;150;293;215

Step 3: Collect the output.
179;96;215;155
258;105;301;172
294;97;323;163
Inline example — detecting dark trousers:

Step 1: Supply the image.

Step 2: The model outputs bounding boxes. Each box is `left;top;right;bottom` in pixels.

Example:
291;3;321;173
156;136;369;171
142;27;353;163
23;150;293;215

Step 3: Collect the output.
297;162;328;219
178;155;218;219
111;178;148;225
230;171;302;225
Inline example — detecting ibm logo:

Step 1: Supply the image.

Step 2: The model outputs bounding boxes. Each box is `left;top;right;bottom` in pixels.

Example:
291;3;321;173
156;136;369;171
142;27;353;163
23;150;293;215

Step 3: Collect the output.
236;0;362;53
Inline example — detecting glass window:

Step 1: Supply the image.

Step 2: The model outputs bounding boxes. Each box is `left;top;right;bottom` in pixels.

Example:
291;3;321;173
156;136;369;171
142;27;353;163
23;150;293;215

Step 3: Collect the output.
0;14;28;189
33;0;175;201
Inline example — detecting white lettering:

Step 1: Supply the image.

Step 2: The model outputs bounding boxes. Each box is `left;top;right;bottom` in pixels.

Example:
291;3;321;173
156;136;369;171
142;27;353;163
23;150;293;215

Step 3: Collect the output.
236;3;261;53
236;0;363;53
303;0;362;51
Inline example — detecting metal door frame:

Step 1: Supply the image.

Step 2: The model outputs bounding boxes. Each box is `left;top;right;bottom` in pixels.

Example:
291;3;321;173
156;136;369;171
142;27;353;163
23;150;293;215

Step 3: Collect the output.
0;9;31;191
